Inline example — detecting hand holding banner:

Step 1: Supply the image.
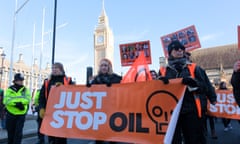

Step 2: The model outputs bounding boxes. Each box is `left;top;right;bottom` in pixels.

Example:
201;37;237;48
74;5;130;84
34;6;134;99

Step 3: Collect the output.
40;79;186;144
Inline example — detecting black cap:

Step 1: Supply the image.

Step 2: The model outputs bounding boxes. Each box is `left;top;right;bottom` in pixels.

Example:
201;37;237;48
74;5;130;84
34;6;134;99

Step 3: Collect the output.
168;40;185;55
14;73;24;81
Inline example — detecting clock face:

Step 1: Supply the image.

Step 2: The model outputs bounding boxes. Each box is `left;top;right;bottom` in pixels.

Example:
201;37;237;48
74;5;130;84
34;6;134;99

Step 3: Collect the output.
97;35;104;44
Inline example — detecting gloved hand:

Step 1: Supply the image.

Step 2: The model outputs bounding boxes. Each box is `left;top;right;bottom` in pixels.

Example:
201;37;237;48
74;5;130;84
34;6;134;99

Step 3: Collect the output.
182;77;198;87
39;108;45;118
106;81;112;87
55;82;62;87
86;82;91;87
15;102;24;110
158;76;169;84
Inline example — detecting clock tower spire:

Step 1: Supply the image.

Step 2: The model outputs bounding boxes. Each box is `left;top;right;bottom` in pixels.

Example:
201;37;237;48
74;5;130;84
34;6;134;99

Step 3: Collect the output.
93;0;114;75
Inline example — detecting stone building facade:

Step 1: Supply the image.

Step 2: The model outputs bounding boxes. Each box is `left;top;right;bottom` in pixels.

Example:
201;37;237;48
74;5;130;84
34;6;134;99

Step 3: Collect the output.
0;48;51;91
191;44;240;87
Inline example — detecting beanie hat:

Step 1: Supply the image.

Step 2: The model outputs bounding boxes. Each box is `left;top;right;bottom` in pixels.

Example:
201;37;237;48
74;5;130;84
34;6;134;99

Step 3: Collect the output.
14;73;24;81
168;40;185;56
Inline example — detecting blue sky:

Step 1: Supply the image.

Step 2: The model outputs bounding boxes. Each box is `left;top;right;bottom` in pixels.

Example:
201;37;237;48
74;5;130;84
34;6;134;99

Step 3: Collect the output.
0;0;240;84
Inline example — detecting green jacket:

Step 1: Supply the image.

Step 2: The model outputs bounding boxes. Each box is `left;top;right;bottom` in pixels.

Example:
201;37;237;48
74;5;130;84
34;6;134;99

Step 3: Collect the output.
34;90;40;106
3;86;31;115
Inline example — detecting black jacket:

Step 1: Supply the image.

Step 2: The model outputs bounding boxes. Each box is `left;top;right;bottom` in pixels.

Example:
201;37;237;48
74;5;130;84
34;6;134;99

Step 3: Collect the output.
231;71;240;106
91;73;122;85
39;75;74;109
165;59;216;113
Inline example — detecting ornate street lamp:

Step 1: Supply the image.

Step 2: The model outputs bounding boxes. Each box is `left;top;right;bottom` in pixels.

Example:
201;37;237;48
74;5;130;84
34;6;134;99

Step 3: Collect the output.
0;51;6;89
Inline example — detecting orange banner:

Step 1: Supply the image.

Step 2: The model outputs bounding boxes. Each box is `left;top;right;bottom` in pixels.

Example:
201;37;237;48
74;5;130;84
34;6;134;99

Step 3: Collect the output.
40;79;185;144
207;90;240;120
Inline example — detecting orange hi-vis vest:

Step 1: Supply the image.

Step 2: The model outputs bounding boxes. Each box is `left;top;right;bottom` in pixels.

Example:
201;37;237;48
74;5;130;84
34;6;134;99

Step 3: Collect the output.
159;63;196;78
44;76;71;99
160;63;202;118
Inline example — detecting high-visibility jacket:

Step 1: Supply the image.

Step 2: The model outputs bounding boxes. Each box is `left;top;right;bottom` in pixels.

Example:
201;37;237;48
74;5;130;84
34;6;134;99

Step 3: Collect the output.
39;76;72;110
160;63;202;118
159;63;196;77
33;90;40;106
44;76;71;99
3;86;31;115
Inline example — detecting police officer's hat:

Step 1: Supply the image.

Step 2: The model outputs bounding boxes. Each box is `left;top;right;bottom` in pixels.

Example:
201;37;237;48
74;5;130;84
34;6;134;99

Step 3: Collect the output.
14;73;24;81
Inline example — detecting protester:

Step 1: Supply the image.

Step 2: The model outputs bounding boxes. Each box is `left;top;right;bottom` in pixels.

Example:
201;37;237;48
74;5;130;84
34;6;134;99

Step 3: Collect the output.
88;58;123;144
0;88;6;130
218;81;232;132
90;58;122;86
150;70;158;80
204;83;218;140
38;62;74;144
159;40;217;144
182;50;218;139
205;114;218;139
33;89;45;144
3;73;31;144
231;60;240;107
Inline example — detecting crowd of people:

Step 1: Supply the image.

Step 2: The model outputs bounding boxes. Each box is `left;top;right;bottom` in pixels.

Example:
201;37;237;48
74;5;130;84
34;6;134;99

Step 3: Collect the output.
0;40;240;144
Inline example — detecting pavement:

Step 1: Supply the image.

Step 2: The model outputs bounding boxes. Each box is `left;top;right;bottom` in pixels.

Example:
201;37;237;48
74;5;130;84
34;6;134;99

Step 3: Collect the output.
0;114;38;143
1;115;240;144
206;118;240;144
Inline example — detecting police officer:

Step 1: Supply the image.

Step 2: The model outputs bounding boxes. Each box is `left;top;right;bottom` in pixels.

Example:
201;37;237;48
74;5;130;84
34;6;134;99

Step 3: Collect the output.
3;73;31;144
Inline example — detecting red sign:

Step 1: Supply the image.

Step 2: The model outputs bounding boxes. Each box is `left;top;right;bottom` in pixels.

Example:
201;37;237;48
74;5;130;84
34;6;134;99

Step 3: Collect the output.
160;25;201;57
238;25;240;50
119;40;152;66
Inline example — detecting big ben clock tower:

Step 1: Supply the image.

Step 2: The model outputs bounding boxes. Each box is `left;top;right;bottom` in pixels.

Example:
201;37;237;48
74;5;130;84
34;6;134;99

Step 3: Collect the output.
93;1;114;75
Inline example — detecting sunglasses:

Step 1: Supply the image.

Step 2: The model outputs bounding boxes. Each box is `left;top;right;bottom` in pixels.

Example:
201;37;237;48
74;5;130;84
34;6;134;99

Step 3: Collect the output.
173;47;184;51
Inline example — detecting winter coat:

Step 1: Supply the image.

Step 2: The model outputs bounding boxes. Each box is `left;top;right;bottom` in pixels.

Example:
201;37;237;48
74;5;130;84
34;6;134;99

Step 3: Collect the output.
165;58;216;114
4;84;31;115
39;75;73;109
0;89;5;118
231;71;240;106
91;73;122;85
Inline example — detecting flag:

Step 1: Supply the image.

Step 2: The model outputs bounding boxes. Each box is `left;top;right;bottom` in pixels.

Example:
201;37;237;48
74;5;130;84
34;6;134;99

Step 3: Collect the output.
121;51;152;83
